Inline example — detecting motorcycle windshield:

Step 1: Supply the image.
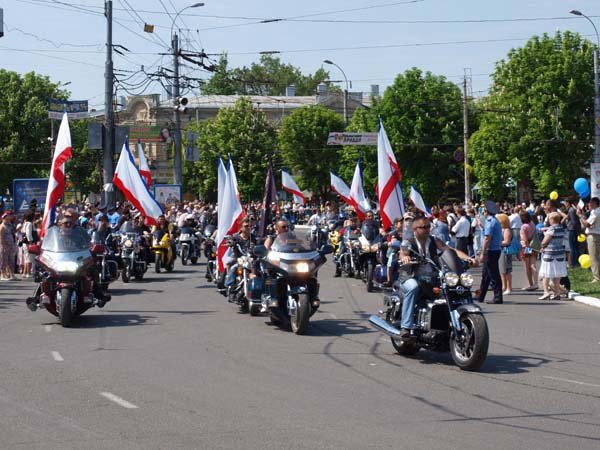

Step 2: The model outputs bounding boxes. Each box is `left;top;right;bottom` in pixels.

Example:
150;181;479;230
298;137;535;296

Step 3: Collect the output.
271;232;316;252
41;226;90;253
120;221;134;233
440;248;466;274
361;222;378;242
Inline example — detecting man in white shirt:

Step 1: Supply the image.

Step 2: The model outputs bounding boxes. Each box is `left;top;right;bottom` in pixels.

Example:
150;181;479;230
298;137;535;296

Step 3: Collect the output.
579;197;600;282
451;207;471;254
509;206;523;230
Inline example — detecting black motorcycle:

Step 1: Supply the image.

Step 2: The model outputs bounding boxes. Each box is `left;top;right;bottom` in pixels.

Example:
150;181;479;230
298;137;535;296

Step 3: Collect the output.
335;230;361;278
120;231;147;282
369;248;489;371
254;232;331;335
357;221;381;292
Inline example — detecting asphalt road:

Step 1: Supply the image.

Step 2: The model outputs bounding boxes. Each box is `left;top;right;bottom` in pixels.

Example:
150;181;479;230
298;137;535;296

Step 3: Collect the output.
1;252;599;450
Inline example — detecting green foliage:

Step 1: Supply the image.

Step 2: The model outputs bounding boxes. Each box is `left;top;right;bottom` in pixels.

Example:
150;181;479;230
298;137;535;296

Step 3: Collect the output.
378;68;466;203
0;70;69;192
469;31;594;199
201;54;333;96
185;98;276;201
278;105;345;194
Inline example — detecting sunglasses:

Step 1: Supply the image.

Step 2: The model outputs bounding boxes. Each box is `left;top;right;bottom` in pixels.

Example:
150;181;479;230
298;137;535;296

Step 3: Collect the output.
280;226;289;230
241;224;249;228
416;225;431;229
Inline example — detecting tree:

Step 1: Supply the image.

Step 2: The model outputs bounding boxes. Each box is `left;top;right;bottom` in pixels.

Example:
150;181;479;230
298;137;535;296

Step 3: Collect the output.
278;105;345;195
201;54;333;96
0;70;69;192
66;119;102;196
378;68;467;203
185;98;276;201
469;31;595;199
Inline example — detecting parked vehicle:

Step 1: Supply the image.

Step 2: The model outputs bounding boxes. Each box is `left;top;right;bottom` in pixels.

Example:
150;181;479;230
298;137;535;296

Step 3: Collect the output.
369;248;489;371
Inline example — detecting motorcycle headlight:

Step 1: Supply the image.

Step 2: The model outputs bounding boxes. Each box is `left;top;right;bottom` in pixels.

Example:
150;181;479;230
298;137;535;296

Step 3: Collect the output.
56;261;80;273
124;239;133;248
237;257;244;265
371;243;379;252
460;273;474;287
444;272;460;287
295;262;310;273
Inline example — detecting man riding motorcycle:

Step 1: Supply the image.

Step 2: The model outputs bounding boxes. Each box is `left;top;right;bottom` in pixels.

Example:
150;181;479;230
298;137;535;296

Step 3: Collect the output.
397;215;474;338
224;218;256;294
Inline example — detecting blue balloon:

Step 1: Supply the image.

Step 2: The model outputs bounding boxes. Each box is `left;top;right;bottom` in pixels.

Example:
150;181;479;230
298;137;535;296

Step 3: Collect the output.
536;223;544;232
581;187;591;199
574;178;589;195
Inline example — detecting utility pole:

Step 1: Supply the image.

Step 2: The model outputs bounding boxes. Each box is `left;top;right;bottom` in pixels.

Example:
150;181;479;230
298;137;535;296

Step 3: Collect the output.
172;32;183;185
103;0;115;206
463;73;471;206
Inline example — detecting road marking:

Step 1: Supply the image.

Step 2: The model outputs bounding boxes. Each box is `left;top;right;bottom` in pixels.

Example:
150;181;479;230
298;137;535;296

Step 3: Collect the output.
51;351;64;362
543;376;600;388
45;325;52;332
100;392;139;409
329;314;337;319
369;363;377;366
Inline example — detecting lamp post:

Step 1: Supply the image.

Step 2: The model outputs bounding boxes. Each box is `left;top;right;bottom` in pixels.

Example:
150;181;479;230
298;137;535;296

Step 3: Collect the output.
171;2;204;185
571;9;600;163
323;59;349;124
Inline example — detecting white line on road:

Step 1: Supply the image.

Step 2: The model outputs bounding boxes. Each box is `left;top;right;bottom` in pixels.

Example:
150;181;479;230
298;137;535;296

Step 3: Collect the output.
51;351;64;362
543;376;600;388
100;392;138;409
330;314;337;319
44;325;52;332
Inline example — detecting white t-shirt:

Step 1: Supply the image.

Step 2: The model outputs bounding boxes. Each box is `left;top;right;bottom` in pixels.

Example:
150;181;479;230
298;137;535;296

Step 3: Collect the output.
509;213;522;230
587;208;600;235
452;216;471;238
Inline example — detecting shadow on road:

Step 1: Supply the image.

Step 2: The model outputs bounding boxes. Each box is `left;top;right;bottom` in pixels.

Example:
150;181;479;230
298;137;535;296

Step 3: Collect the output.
308;318;374;336
109;287;164;296
75;312;155;328
414;350;551;374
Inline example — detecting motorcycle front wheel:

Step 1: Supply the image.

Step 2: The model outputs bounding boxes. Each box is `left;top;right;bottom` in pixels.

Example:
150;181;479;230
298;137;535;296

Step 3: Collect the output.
290;293;310;335
366;260;375;292
154;253;161;273
59;288;74;327
181;246;188;265
122;264;131;283
450;313;489;371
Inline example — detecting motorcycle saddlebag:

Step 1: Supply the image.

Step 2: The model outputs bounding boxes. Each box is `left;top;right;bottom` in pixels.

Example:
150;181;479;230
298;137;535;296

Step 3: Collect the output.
247;277;264;300
374;264;387;284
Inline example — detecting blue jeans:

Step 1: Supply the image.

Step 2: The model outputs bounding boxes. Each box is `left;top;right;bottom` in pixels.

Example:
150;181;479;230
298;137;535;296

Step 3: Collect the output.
568;230;580;268
224;264;238;287
400;278;420;329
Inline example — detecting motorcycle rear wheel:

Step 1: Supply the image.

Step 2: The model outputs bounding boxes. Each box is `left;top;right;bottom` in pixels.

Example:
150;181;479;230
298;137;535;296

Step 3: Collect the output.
290;293;310;335
59;288;74;327
450;313;489;371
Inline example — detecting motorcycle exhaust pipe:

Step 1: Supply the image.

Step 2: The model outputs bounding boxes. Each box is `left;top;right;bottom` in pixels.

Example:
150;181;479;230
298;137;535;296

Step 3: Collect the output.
368;314;403;338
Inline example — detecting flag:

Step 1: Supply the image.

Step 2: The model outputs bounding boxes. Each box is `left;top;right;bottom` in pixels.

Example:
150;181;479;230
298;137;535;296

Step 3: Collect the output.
377;118;405;229
113;141;163;226
217;156;227;217
330;170;351;205
409;185;431;216
217;158;245;272
41;112;72;238
281;170;306;205
259;156;278;238
348;159;371;220
137;140;152;188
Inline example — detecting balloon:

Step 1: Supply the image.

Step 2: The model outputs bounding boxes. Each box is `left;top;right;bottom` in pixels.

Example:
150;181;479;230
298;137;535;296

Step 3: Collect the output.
578;234;587;243
579;254;591;269
574;178;589;195
536;223;544;232
581;187;591;199
549;191;559;200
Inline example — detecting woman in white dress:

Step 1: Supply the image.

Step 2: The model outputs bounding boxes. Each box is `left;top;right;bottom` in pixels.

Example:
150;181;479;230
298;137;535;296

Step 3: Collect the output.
539;212;567;300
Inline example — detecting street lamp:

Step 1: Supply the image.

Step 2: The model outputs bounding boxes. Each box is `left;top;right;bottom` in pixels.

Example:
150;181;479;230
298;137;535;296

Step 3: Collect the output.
570;9;600;163
323;59;349;124
171;2;204;185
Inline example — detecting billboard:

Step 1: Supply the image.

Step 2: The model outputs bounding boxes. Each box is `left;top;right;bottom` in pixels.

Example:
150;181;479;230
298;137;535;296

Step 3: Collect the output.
13;178;49;215
153;184;182;207
327;132;377;146
48;99;89;120
129;125;172;143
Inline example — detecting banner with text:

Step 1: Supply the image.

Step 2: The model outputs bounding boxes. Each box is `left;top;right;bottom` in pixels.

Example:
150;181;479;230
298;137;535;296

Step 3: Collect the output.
48;99;89;120
13;178;49;214
327;132;378;146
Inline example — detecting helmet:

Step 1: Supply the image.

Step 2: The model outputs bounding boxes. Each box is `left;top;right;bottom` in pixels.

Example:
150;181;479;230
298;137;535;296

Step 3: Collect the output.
186;213;195;221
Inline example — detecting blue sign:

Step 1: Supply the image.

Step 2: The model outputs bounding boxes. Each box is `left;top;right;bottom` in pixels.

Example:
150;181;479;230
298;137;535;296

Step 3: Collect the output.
13;178;49;215
48;99;89;120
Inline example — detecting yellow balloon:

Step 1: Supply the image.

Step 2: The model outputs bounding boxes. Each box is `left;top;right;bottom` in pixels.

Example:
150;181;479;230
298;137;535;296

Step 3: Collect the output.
578;234;587;243
579;254;591;269
549;191;559;200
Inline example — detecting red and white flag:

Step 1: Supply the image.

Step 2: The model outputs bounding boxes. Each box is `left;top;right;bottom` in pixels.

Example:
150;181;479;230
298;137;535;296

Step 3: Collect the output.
137;141;152;188
330;170;351;205
348;159;371;220
41;112;72;238
217;158;245;272
281;170;306;205
377;119;405;229
113;141;163;226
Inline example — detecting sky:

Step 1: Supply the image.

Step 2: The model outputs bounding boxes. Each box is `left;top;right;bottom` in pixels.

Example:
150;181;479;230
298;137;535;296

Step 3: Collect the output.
1;0;600;110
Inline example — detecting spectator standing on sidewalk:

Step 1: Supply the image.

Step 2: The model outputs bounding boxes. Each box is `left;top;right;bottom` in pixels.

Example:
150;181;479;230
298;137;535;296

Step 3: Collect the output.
496;213;514;295
578;197;600;283
0;212;16;281
539;212;567;300
477;200;504;304
452;207;471;254
564;197;582;267
519;210;538;290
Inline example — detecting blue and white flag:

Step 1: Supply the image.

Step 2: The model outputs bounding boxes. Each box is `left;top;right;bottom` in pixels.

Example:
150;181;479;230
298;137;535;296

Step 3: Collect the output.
409;185;431;217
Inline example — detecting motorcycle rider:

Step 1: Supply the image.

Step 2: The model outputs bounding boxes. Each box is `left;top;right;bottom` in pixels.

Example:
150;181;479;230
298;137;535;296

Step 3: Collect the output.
152;213;176;262
264;219;290;250
223;218;256;296
397;215;474;338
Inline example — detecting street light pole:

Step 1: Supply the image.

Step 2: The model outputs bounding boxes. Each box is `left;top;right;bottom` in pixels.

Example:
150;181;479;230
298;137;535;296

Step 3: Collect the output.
571;9;600;163
323;60;349;124
171;3;204;186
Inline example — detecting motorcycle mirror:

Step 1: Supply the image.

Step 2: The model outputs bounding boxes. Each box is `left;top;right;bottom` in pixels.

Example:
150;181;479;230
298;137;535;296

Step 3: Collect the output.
319;244;333;255
28;244;41;255
253;245;267;257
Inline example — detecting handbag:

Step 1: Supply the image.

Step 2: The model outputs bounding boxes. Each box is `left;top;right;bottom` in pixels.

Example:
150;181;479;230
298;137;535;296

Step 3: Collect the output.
504;231;522;256
529;231;542;252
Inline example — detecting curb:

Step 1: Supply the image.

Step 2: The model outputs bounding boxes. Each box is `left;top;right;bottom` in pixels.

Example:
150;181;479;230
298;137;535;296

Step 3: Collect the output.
573;295;600;309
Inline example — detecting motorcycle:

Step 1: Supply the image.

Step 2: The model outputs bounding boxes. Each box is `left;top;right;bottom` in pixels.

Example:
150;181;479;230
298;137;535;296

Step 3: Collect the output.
309;221;329;248
335;230;361;278
254;232;332;335
178;229;201;265
26;226;103;327
120;231;147;282
93;232;121;291
357;221;381;292
152;230;174;273
327;219;342;254
226;242;261;316
204;239;217;282
368;248;489;371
